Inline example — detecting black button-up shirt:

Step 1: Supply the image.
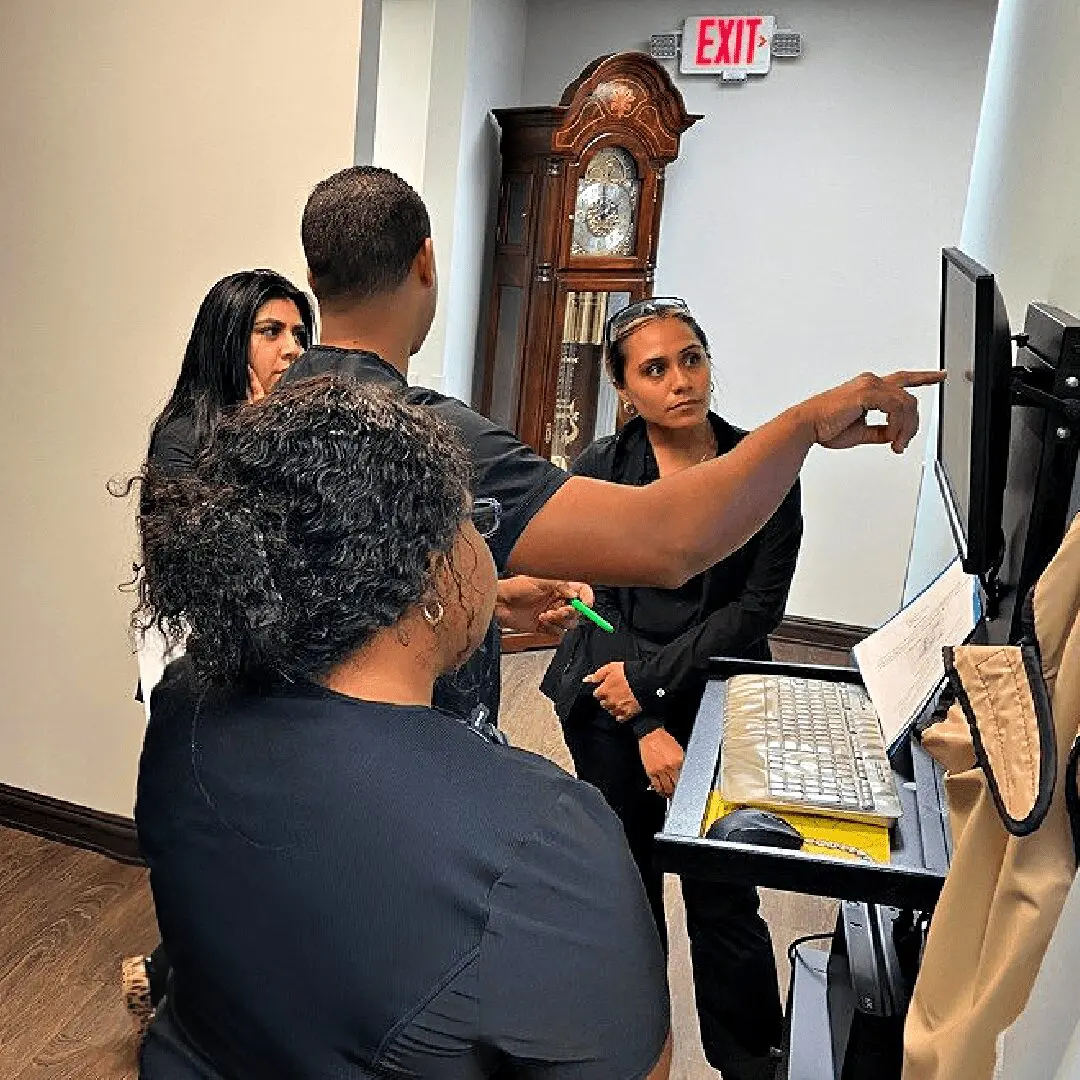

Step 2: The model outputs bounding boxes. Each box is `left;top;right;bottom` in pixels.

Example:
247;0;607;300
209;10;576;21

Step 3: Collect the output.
547;413;803;741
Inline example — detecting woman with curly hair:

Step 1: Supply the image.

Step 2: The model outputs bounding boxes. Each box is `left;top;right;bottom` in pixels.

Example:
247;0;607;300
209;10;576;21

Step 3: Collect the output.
133;376;671;1080
126;269;589;1031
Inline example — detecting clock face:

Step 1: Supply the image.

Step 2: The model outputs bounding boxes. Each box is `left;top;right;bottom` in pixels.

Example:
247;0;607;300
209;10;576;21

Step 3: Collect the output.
571;146;640;257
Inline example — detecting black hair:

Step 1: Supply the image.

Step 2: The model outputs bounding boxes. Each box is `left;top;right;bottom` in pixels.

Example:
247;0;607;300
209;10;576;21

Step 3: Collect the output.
136;376;471;690
606;311;711;386
150;269;316;450
302;166;431;303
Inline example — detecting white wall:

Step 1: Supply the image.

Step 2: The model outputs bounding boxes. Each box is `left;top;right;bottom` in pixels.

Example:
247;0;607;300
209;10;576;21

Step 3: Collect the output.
411;0;473;391
355;0;385;164
373;0;527;397
441;0;528;402
906;0;1080;608
373;0;435;189
0;0;361;815
961;0;1080;318
522;0;996;627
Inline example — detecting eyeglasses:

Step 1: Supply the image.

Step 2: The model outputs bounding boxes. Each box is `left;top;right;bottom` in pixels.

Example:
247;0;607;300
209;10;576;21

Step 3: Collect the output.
471;497;501;539
605;297;691;346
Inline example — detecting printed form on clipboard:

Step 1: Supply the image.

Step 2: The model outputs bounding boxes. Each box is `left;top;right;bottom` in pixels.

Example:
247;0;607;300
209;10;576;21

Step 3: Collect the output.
853;557;982;752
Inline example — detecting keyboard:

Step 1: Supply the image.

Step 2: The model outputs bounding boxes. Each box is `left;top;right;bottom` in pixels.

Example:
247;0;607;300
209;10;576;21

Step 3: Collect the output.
718;674;902;826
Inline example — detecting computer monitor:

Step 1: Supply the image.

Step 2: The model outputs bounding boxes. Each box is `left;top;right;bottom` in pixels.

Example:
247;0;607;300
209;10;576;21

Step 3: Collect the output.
934;247;1014;581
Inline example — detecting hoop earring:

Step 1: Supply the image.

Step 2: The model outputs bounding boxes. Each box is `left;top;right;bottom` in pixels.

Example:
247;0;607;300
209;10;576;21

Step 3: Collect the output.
423;600;444;627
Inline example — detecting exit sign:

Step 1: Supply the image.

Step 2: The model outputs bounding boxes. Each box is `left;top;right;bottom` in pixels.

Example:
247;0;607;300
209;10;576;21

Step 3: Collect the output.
680;15;776;75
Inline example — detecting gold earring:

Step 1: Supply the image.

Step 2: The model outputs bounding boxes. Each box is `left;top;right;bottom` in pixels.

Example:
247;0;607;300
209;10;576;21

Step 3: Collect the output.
423;600;444;627
622;399;636;415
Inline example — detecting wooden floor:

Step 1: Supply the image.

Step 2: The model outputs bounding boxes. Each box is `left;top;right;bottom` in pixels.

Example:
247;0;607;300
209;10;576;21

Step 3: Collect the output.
0;828;157;1079
0;640;846;1079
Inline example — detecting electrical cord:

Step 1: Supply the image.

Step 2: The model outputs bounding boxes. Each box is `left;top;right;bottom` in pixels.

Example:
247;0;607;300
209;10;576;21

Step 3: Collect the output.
786;931;834;970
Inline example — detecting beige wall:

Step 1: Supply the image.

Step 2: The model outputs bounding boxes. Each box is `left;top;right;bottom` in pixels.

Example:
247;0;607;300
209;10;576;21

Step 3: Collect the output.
0;1;361;815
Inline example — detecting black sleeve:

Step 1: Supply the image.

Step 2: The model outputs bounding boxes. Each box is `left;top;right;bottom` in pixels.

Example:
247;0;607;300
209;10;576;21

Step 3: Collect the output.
146;415;199;475
623;480;804;719
423;395;569;572
478;781;669;1078
568;437;616;481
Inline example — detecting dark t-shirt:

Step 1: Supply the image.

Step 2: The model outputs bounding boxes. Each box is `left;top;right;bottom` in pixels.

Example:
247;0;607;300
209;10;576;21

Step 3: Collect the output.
280;347;570;722
136;661;669;1079
146;413;201;475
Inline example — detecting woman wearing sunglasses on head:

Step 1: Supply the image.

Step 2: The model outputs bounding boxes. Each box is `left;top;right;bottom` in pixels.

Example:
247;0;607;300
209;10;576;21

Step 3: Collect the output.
542;298;801;1080
134;376;672;1080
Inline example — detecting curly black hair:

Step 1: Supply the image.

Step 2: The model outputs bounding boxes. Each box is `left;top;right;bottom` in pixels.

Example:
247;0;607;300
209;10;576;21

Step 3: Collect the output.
136;376;471;689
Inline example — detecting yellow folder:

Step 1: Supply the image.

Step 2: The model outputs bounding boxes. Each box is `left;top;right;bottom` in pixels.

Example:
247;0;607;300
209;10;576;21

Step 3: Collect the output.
702;790;892;864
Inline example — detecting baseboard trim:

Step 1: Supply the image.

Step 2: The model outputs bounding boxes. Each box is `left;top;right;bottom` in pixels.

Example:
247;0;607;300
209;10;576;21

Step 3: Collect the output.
770;615;872;655
0;782;141;865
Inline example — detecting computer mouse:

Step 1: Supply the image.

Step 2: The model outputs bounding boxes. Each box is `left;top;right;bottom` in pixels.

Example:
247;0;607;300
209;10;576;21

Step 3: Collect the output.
705;807;804;850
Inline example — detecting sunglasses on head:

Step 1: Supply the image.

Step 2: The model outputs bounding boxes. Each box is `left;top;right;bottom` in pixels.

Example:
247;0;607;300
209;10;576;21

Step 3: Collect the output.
604;297;691;346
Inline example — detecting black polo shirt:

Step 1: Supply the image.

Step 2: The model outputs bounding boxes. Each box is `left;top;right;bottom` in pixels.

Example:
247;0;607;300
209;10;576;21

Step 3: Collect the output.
280;347;569;722
136;660;669;1078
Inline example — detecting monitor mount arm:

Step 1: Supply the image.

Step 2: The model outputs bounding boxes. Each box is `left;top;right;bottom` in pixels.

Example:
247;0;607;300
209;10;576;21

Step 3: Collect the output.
1011;366;1080;427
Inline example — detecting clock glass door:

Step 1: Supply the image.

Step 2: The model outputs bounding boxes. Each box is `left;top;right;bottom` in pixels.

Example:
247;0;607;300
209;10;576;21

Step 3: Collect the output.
571;147;641;258
548;289;632;469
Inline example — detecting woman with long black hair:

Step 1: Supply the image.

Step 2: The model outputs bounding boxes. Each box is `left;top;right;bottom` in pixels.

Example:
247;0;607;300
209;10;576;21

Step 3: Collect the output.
124;268;315;1021
146;269;316;473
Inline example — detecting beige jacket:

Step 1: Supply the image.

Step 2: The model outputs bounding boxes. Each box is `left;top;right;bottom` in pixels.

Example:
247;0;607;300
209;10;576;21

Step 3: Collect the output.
903;513;1080;1080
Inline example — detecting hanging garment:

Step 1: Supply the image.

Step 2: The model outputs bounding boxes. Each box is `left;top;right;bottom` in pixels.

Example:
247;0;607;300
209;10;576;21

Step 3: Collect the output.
903;513;1080;1080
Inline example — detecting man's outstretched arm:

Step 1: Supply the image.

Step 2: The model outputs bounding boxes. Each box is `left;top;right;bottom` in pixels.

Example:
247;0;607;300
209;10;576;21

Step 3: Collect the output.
507;370;943;587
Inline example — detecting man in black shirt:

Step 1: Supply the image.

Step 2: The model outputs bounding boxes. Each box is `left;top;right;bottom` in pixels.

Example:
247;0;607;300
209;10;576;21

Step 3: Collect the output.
281;167;941;723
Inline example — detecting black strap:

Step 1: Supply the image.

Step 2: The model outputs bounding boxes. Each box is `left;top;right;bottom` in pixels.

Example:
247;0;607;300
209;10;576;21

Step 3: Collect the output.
1066;737;1080;866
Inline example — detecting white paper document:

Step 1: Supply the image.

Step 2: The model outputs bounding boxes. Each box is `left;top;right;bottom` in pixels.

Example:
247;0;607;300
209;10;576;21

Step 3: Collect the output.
853;558;981;747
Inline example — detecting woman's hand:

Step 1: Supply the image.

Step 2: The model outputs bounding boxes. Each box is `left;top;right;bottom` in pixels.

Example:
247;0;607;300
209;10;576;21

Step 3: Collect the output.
584;661;642;721
638;728;684;798
798;370;946;454
495;577;594;635
247;364;268;402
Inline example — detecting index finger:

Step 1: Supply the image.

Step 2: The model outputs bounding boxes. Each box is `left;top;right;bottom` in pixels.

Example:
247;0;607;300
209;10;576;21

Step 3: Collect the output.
882;369;947;389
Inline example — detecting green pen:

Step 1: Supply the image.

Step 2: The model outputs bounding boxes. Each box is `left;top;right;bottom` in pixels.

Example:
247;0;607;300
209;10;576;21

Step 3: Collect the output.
570;597;615;633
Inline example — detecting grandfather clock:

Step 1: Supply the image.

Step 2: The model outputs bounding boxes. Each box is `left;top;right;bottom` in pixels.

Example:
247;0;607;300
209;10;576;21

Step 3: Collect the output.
478;52;701;470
